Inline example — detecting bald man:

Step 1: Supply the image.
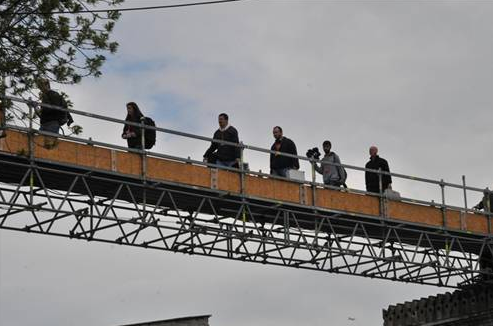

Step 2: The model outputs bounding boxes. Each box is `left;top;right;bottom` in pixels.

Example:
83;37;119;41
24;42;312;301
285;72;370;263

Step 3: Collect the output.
365;146;392;193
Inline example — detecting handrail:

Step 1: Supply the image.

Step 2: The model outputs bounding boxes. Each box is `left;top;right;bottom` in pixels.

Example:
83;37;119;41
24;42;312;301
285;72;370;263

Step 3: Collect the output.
0;94;491;220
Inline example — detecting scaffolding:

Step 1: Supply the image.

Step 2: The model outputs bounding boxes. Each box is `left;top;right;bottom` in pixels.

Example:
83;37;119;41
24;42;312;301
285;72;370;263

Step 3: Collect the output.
0;95;492;288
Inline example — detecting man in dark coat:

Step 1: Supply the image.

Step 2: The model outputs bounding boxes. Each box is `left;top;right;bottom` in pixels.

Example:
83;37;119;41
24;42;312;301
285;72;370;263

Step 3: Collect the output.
203;113;240;168
36;78;73;134
365;145;392;193
270;126;299;177
474;190;493;213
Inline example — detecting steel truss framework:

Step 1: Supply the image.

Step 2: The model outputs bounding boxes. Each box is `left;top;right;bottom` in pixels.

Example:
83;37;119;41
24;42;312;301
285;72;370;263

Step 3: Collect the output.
1;156;493;288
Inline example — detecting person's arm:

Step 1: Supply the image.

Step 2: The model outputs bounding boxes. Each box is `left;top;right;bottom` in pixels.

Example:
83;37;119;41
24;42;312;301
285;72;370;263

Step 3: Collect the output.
382;159;392;185
334;154;344;181
290;140;300;169
364;163;371;191
122;124;128;138
231;128;241;160
474;200;484;210
269;144;275;170
314;162;322;174
204;131;219;159
60;96;74;126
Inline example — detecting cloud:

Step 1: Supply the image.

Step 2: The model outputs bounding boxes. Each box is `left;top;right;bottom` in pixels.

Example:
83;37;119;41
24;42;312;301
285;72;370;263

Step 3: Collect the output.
1;1;492;325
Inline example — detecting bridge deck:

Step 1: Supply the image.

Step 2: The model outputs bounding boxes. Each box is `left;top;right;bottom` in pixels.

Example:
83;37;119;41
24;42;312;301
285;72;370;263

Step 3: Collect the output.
0;128;490;255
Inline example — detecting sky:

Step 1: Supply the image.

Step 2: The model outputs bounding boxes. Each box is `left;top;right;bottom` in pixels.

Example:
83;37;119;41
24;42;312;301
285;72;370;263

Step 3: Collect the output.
1;1;493;325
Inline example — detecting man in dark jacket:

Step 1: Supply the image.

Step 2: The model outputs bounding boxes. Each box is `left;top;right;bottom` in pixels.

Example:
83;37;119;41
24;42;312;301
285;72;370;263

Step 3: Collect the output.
203;113;240;168
365;145;392;193
474;190;493;213
270;126;299;177
36;79;73;134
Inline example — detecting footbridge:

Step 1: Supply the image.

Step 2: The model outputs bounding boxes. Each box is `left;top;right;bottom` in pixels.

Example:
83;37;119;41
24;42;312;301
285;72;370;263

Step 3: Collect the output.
0;95;492;288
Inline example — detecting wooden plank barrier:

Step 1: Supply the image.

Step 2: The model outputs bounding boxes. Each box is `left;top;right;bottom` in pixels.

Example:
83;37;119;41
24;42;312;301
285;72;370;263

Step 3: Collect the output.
0;129;490;235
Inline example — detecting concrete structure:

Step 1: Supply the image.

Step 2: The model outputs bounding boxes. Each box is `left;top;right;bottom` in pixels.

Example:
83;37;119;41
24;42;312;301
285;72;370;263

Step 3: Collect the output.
383;285;493;325
118;315;211;326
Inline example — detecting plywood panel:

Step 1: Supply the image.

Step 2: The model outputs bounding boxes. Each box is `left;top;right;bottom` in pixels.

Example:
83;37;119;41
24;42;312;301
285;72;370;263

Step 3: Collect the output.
218;169;240;193
388;201;443;227
245;175;300;203
2;129;492;236
116;151;141;176
93;147;112;170
0;129;28;154
146;157;211;188
466;213;489;235
316;189;380;216
446;210;462;230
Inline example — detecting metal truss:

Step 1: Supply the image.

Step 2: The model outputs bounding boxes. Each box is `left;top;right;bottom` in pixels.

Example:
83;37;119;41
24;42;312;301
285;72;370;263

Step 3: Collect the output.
1;157;492;288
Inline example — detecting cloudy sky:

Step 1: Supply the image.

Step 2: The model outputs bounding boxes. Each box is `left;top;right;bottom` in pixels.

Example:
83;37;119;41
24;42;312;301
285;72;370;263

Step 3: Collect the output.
1;1;492;325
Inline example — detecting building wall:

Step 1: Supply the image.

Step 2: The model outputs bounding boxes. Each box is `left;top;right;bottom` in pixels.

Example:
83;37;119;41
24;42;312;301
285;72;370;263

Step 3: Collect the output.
118;315;210;326
383;285;493;326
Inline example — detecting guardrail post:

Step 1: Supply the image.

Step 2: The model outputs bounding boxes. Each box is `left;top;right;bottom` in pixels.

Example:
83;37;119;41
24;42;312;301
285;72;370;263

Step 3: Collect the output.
140;117;146;176
239;142;245;194
311;159;316;207
486;187;491;234
440;179;447;228
27;100;35;206
0;96;5;138
140;117;147;221
0;78;5;139
462;175;468;212
378;168;386;218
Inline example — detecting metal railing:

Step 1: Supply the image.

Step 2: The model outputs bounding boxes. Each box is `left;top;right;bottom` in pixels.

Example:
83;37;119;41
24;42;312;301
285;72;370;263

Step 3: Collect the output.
0;94;491;225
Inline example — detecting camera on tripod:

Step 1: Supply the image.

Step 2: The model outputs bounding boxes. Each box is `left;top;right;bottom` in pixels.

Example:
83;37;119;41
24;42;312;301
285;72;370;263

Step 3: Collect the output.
306;147;321;160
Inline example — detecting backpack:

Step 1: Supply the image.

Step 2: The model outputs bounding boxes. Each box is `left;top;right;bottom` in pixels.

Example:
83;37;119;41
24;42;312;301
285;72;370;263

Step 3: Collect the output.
143;117;156;149
45;90;69;125
340;165;347;184
330;152;348;185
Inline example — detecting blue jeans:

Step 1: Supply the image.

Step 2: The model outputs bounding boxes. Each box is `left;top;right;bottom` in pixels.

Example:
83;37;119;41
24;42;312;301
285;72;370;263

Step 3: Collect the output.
271;168;288;178
217;160;236;168
40;121;60;134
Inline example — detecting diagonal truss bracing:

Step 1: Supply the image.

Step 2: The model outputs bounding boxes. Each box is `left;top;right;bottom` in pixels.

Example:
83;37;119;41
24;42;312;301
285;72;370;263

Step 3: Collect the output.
0;157;492;288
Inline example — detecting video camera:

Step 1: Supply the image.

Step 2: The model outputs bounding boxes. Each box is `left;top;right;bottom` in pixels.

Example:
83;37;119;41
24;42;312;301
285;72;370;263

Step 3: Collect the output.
306;147;321;160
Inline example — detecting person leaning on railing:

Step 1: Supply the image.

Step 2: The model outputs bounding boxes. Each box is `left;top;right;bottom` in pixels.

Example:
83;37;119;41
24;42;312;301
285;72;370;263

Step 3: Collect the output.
36;78;74;134
122;102;144;149
270;126;299;177
203;113;240;168
365;145;392;193
314;140;347;188
473;189;493;213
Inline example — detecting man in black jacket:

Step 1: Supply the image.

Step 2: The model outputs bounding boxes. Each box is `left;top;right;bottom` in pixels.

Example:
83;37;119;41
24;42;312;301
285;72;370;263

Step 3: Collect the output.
474;190;493;213
270;126;299;177
365;145;392;193
36;79;73;134
203;113;240;168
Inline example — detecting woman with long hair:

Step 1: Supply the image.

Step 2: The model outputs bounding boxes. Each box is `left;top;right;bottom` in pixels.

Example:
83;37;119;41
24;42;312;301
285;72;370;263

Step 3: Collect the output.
122;102;144;149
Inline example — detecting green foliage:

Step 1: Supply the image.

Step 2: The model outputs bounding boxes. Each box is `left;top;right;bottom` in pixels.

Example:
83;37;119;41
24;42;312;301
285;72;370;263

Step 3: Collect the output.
0;0;124;97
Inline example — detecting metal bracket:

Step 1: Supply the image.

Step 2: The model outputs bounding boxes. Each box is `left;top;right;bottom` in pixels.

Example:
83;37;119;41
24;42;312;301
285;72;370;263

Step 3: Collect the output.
460;210;467;231
110;150;117;172
211;168;218;190
300;185;307;205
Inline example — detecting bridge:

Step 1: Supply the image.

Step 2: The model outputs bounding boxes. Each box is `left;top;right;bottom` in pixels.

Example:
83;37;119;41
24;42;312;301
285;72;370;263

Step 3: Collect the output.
0;95;492;288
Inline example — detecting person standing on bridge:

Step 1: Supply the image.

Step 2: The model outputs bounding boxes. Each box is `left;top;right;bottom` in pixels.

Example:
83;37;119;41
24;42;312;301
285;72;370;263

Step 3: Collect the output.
314;140;347;187
473;189;493;213
270;126;299;177
36;78;74;135
203;113;240;168
365;145;392;193
122;102;145;149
